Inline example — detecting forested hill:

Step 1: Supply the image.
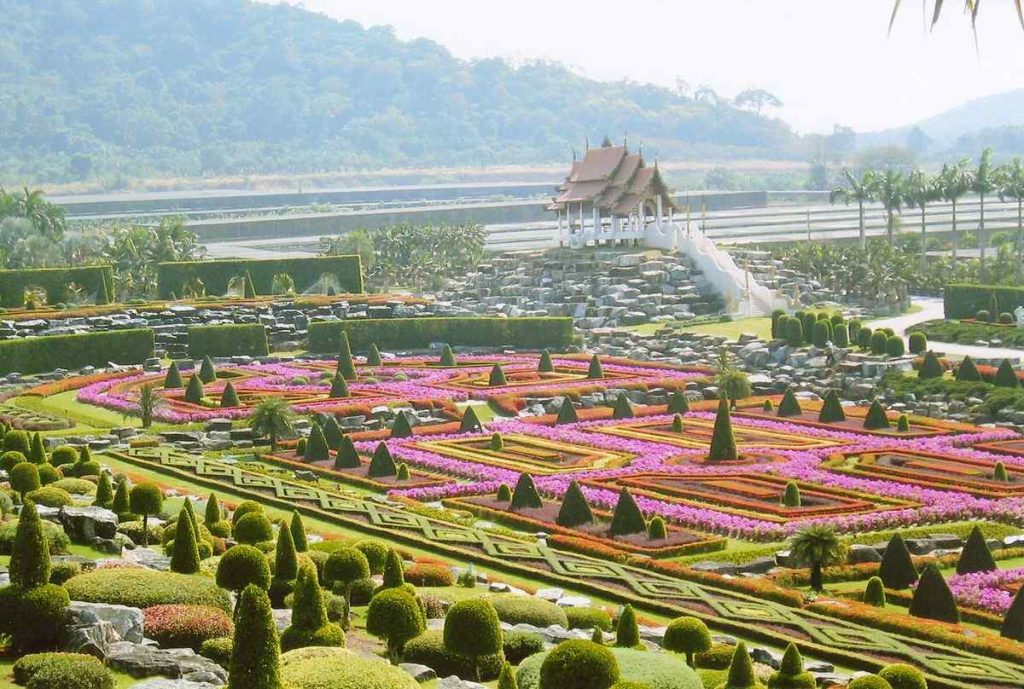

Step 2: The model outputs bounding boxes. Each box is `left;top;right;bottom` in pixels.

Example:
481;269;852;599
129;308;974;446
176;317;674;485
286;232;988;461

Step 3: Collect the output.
0;0;799;185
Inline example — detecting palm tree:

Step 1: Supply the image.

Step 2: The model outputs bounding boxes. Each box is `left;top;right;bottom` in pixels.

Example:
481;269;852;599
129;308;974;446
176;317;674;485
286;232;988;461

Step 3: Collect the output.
937;160;973;260
998;158;1024;276
830;169;876;249
972;148;997;280
903;170;938;267
134;384;162;428
889;1;1024;35
789;525;844;593
249;397;296;452
871;169;906;247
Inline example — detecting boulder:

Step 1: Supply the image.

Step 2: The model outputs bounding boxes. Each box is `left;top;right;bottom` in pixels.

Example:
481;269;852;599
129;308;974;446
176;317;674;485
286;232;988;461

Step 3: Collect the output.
401;663;437;683
68;601;145;645
438;676;486;689
131;680;222;689
105;642;228;684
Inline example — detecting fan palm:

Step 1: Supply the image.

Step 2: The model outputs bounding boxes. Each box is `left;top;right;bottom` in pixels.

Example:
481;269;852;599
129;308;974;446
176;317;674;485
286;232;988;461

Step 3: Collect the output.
830;169;876;249
789;525;844;593
871;169;906;247
972;148;997;279
889;0;1024;35
903;170;939;267
249;396;296;451
937;160;973;260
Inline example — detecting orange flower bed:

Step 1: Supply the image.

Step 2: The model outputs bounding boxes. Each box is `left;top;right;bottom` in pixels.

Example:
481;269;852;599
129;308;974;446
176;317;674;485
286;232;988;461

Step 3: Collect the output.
23;369;140;396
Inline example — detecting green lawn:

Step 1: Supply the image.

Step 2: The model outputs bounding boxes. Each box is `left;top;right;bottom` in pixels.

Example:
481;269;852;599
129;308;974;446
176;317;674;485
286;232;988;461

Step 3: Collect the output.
629;317;773;341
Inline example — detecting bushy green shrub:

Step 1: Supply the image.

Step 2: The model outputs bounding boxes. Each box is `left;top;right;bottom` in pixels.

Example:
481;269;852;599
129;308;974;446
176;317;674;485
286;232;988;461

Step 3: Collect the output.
957;525;997;575
281;647;419;689
846;676;892;689
817;390;846;423
610;488;647;537
49;561;83;585
366;587;424;663
518;645;702;689
877;664;927;689
878;534;918;590
863;399;890;430
884;336;905;357
216;544;271;597
557;480;594;527
565;607;612;632
0;516;68;555
143;604;234;651
615;604;640;648
918;351;944;379
488;594;569;628
908;332;927;354
10;462;41;498
404;562;455;587
663;616;711;666
766;643;814;689
909;563;960;624
444;599;504;681
863;576;886;607
234;512;274;545
869;330;888;355
975;309;992;323
0;329;154;376
2;584;71;652
231;499;265;525
49;445;78;467
26;485;72;508
9;500;51;588
503;630;545;665
402;630;504;680
956;356;982;382
228;585;283;689
707;397;738;462
718;642;759;689
695;644;736;670
51;477;95;495
200;636;234;667
309;317;573;353
12;652;113;689
539;639;619;689
353;539;389;574
66;568;232;611
282;560;346;652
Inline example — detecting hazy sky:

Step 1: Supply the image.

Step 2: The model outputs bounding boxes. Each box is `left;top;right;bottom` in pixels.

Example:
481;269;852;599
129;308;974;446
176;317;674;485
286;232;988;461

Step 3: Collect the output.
263;0;1024;134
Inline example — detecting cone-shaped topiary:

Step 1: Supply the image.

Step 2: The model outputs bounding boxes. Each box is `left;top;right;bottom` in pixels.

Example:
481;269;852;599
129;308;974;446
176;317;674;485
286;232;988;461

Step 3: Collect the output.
304;425;330;463
443;599;503;682
994;461;1010;482
380;549;405;590
112;479;131;518
609;487;646;537
490;432;504;451
1001;585;1024;640
538;350;555;373
281;559;345;652
957;525;997;575
10;500;49;588
592;626;605;644
367;343;383;367
879;534;918;590
182;498;200;536
184;375;204;404
956;356;982;382
818;390;846;423
368;442;397;478
460;406;484;433
671;414;684;433
440;343;457;366
228;585;283;689
863;399;890;430
556;480;593;527
708;396;739;462
334;436;361;470
995;358;1021;388
489;364;508;387
555;400;579;425
896;414;910;432
220;381;240;407
170;510;201;574
390;411;414;439
667;390;690;414
647;516;667;540
767;643;815;689
28;433;45;464
663;616;711;666
539;639;619;689
498;662;519;689
863;576;886;607
366;587;425;664
289;511;308;553
204;493;221;525
164;362;184;389
93;472;114;508
329;373;350;399
615;604;640;648
722;642;757;689
763;399;774;412
269;524;298;607
782;481;801;508
337;331;358;381
496;483;512;501
909;563;960;624
396;463;410;481
587;354;604;379
918;351;944;380
777;389;802;417
612;393;634;419
511;473;542;511
322;416;344;450
199;355;217;383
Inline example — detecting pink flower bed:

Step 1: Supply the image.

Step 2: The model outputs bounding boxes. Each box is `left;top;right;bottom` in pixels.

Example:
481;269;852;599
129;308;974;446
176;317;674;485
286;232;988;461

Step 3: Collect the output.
947;568;1024;614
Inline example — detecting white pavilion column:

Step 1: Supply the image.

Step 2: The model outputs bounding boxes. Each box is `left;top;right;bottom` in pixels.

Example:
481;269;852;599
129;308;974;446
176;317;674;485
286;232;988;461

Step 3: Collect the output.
656;195;663;228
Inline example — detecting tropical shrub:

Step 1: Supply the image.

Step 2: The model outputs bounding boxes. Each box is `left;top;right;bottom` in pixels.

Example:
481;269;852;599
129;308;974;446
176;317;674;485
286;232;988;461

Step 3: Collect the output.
143;604;234;651
12;653;113;689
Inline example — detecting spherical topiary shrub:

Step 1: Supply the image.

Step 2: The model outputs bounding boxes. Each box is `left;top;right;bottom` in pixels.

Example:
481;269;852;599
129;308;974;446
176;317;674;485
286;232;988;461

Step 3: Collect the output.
519;646;701;689
143;604;234;651
869;330;888;355
49;445;79;467
1000;311;1015;325
0;450;26;473
11;584;72;652
404;563;456;587
443;599;504;682
231;500;265;526
976;309;992;323
885;336;906;357
488;594;569;628
36;463;62;486
25;486;73;508
663;616;712;666
10;462;41;498
323;546;370;630
65;568;232;611
233;512;274;545
847;676;893;689
877;664;927;689
216;544;271;597
539;640;620;689
366;587;425;663
502;630;545;665
565;607;613;632
281;647;419;689
401;630;504;680
13;652;113;689
908;332;927;354
52;478;95;496
354;539;389;575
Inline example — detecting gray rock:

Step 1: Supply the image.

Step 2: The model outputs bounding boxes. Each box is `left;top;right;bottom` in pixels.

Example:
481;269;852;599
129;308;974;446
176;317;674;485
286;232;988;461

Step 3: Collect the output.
401;663;437;683
106;642;228;684
131;681;221;689
847;544;883;564
438;676;486;689
69;601;145;644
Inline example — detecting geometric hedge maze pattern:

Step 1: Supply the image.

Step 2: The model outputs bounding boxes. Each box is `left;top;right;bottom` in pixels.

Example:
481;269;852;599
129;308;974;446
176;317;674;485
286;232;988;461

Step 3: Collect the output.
110;446;1024;688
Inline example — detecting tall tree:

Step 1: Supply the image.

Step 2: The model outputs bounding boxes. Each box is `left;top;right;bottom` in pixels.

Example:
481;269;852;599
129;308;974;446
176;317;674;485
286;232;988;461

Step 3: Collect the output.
248;397;296;452
903;169;938;267
872;169;906;247
998;157;1024;276
789;525;843;592
937;160;973;260
829;169;875;249
972;148;997;279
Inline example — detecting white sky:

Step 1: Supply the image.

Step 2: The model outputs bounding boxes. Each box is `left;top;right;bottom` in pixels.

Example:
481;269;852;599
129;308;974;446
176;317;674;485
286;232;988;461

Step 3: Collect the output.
263;0;1024;134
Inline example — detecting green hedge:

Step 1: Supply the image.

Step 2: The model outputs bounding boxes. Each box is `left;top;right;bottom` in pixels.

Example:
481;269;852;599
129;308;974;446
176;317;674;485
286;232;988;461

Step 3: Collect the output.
308;317;574;352
0;329;154;376
157;256;363;299
0;266;114;307
944;284;1024;320
188;324;269;358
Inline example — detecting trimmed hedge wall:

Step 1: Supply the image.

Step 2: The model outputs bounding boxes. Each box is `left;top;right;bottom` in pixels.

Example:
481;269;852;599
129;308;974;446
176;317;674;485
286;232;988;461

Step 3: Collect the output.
945;284;1024;320
157;256;363;299
0;329;154;375
188;324;269;358
0;266;115;307
307;317;574;352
